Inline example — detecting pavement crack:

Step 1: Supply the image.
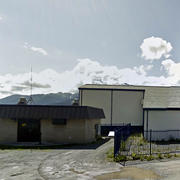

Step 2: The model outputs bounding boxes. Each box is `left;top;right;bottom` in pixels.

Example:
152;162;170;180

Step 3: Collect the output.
37;151;66;180
10;172;24;177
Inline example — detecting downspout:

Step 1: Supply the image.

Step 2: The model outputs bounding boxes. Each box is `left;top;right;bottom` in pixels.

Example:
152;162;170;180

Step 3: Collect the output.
142;90;145;136
143;109;145;136
79;89;83;106
146;110;149;139
110;90;113;126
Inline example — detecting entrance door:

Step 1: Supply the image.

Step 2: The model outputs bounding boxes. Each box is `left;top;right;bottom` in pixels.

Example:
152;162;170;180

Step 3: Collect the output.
17;119;41;142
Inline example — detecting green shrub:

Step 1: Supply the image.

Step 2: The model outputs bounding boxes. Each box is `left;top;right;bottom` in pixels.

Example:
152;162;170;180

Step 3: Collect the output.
131;133;142;137
131;152;140;160
120;141;126;151
140;155;145;161
157;153;163;159
114;154;127;162
107;152;114;159
173;153;180;158
146;155;154;161
144;155;148;159
164;153;172;158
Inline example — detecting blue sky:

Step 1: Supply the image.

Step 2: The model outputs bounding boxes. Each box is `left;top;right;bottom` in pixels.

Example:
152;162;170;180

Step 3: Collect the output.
0;0;180;97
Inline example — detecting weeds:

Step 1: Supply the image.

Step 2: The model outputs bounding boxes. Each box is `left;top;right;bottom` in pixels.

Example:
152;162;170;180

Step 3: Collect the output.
164;153;172;158
157;153;163;159
107;133;180;163
114;155;127;162
146;155;154;161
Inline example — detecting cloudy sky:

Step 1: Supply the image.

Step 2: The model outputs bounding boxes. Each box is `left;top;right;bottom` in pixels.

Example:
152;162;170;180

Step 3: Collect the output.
0;0;180;98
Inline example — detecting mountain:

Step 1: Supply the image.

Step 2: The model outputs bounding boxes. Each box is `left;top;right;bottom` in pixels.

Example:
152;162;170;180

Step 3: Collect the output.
0;92;79;105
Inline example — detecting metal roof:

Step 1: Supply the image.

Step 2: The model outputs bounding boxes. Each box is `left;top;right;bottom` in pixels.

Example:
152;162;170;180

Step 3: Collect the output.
79;84;147;90
79;84;180;109
143;86;180;109
0;105;105;119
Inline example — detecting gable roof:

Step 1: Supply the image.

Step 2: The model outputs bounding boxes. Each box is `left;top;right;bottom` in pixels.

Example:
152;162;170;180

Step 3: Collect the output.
0;105;105;120
79;84;180;109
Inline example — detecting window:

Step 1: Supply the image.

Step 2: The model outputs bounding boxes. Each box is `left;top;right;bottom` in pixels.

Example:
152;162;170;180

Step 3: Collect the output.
52;119;67;125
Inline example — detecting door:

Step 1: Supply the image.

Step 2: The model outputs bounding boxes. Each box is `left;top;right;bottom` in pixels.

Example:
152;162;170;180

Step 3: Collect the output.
17;119;41;142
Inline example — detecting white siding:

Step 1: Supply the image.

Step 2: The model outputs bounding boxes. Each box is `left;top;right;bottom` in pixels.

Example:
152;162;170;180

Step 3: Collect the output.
80;89;111;124
148;110;180;130
112;91;143;125
146;110;180;140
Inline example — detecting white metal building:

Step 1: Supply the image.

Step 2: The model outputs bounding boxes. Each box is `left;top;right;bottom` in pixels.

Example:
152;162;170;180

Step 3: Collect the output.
79;84;180;140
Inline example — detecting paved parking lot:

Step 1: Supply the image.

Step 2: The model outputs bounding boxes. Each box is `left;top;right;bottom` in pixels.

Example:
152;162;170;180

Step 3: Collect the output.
1;140;180;179
0;140;121;180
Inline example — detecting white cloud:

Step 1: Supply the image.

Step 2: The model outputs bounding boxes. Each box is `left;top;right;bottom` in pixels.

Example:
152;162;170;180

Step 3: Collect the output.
30;47;48;56
24;43;48;56
161;59;180;84
0;16;3;21
133;65;153;76
140;36;172;60
0;58;176;98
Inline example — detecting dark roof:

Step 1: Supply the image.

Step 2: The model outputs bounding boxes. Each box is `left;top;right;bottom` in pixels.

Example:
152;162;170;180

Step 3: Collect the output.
0;105;105;120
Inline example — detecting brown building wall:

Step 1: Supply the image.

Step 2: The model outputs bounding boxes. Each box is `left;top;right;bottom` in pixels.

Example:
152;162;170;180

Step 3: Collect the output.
41;118;100;144
0;118;17;144
85;119;100;142
0;118;100;144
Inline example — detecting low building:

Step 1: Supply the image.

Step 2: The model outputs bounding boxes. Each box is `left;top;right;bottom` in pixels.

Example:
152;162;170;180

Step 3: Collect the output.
79;84;180;140
0;104;105;144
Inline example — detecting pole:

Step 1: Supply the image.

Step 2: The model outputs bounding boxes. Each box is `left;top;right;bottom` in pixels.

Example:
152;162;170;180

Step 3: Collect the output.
150;129;152;155
114;130;117;158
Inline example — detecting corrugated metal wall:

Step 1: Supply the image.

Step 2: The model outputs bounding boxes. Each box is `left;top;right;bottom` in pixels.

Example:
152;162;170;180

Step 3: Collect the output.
80;89;144;125
80;89;111;124
112;90;143;125
146;110;180;130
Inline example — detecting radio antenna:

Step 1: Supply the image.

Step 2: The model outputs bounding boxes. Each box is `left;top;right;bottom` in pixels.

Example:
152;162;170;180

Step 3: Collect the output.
28;66;34;104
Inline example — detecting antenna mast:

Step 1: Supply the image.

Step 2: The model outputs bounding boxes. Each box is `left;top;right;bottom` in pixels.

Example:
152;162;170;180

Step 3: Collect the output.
28;66;34;104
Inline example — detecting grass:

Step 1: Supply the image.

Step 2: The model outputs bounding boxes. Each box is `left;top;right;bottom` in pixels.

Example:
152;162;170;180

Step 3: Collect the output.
157;153;163;159
110;153;179;162
106;148;180;163
174;153;180;158
106;147;114;160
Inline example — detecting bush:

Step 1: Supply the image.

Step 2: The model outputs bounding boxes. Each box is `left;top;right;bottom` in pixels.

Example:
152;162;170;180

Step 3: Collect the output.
157;153;163;159
164;153;172;158
120;141;126;151
131;152;140;160
114;154;127;162
140;155;145;161
173;153;180;158
146;155;154;161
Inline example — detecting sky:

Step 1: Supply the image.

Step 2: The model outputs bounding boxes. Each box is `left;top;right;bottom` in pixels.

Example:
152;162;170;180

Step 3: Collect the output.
0;0;180;98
